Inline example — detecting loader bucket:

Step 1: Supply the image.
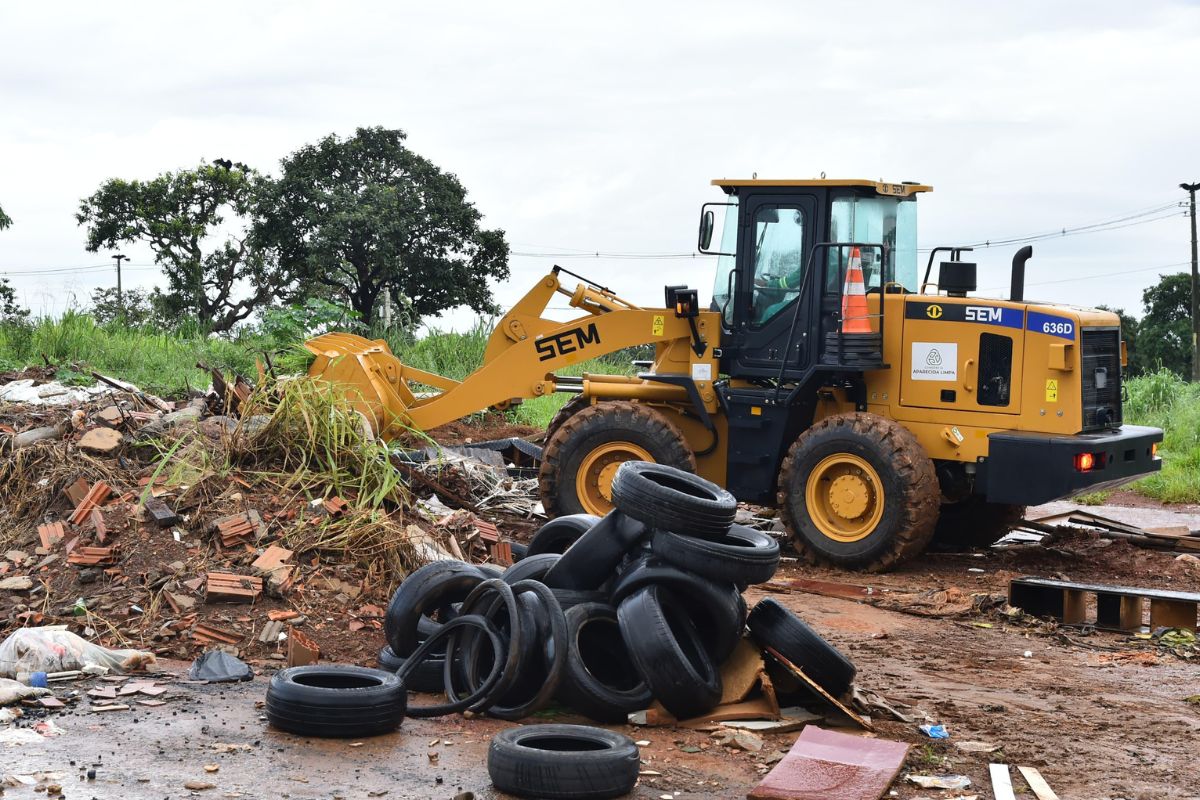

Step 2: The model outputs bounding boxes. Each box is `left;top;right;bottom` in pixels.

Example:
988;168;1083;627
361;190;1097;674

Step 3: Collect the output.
303;332;419;438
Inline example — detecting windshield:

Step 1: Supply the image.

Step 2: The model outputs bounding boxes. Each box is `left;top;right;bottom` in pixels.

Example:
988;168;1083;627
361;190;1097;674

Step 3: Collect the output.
828;195;918;291
709;196;739;325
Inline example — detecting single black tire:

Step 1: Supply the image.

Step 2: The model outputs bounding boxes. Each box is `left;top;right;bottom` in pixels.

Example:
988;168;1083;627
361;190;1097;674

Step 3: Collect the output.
539;401;696;518
649;525;781;586
932;497;1026;550
502;552;560;584
747;597;856;697
777;412;940;572
379;645;447;693
545;395;592;445
611;554;745;663
476;563;506;578
527;513;603;557
557;602;653;723
488;724;640;800
616;585;721;720
446;579;525;714
266;665;406;738
386;561;486;656
610;461;737;540
543;511;647;590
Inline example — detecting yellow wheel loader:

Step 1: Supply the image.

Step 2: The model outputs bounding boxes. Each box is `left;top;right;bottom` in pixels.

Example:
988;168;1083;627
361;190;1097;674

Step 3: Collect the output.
306;178;1163;572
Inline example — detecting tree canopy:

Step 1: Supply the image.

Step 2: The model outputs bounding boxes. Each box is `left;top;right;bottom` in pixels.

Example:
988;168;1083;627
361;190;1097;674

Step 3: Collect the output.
1136;272;1193;378
255;127;509;326
0;202;11;230
76;163;294;332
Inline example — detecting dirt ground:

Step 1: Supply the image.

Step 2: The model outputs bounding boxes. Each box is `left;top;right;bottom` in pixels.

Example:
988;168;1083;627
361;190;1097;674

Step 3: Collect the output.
3;513;1199;800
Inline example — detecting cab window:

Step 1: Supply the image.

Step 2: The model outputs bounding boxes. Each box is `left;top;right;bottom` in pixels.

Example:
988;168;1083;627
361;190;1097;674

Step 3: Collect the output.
750;205;806;326
828;194;919;291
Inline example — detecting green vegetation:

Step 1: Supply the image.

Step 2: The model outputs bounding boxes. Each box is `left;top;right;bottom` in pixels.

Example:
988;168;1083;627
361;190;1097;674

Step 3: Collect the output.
1;311;1196;503
1122;369;1200;503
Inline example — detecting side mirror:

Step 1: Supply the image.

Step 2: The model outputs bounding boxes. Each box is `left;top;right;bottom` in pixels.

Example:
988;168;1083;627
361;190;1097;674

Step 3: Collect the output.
698;209;715;251
697;202;737;256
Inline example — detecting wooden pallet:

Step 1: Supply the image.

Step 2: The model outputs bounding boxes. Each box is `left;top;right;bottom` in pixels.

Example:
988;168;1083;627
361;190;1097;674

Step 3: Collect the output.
1009;576;1200;632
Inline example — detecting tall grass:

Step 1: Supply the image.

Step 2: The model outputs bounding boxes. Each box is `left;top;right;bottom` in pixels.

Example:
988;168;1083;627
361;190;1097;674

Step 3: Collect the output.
0;312;263;395
1122;368;1200;503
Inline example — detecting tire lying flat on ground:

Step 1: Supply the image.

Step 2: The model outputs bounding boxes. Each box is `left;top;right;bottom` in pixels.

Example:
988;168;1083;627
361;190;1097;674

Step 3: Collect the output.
557;602;653;723
610;460;737;540
777;412;940;573
649;525;780;587
616;584;721;720
266;665;406;738
488;723;640;800
539;401;696;518
747;597;856;697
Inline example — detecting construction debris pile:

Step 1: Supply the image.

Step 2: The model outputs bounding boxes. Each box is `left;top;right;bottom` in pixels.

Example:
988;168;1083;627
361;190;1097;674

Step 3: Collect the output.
0;366;531;674
271;462;861;737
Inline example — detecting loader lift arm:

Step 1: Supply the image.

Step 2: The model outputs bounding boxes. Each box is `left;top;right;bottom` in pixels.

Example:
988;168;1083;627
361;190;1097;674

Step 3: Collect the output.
305;268;722;439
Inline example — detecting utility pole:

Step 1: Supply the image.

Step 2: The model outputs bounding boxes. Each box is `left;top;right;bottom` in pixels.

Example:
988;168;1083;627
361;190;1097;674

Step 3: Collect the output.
111;253;128;317
1183;183;1200;382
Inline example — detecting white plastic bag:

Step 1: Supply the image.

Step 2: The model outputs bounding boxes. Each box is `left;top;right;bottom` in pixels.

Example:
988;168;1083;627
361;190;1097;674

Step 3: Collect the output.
0;627;156;679
0;679;49;706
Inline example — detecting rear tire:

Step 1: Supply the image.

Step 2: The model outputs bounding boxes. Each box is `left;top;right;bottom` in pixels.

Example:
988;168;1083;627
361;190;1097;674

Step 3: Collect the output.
778;412;939;572
932;497;1025;550
539;401;695;518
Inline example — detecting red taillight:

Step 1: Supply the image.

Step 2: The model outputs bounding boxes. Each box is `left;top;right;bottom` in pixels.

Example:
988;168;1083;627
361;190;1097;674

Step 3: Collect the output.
1075;452;1095;472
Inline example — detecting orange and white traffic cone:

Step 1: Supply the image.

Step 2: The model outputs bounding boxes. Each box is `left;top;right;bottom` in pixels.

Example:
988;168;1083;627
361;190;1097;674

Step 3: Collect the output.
840;248;872;334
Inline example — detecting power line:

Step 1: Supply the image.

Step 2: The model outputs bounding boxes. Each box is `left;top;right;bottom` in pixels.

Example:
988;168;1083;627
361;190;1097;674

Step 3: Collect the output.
921;202;1185;252
979;260;1190;293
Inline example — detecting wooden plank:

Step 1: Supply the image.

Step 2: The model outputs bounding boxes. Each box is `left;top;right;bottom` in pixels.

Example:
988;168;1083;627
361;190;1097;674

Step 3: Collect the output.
1062;589;1087;625
1149;598;1197;630
762;645;873;731
1010;577;1200;604
1017;766;1060;800
990;763;1017;800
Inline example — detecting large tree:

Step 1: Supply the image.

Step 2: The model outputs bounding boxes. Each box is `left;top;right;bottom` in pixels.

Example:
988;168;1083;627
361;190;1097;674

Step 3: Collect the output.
76;162;294;332
1137;272;1193;378
0;202;11;230
255;127;509;326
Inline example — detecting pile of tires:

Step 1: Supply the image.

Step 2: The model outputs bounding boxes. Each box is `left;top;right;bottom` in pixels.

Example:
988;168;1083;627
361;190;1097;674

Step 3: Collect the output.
379;461;853;723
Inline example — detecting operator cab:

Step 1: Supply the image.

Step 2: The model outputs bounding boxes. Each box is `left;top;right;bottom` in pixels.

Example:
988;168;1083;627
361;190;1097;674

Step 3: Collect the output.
699;179;930;380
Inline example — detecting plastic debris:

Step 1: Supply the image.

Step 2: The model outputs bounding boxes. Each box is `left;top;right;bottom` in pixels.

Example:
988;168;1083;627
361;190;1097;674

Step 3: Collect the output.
907;774;972;789
0;627;155;679
0;678;51;706
188;650;253;683
919;723;949;738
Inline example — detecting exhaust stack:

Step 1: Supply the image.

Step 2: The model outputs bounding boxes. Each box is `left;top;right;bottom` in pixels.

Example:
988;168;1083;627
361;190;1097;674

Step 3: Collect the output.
1010;245;1033;302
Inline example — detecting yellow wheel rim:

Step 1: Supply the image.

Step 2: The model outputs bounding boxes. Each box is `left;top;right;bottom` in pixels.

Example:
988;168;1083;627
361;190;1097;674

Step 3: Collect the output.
805;453;884;543
575;441;654;515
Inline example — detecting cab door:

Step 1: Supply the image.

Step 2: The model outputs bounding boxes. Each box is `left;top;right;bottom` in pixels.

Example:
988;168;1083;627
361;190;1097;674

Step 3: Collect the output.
900;298;1025;414
725;193;820;378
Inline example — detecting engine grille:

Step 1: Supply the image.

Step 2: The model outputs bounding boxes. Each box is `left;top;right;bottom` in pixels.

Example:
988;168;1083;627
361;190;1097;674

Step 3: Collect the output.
1080;327;1122;431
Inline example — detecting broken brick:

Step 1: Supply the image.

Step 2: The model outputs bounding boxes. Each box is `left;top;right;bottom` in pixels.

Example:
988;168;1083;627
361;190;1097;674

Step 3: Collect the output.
287;628;320;666
191;622;242;645
205;572;263;603
78;427;123;454
90;507;108;544
62;477;89;507
37;522;66;549
67;546;115;566
69;482;111;526
251;544;293;575
267;609;300;622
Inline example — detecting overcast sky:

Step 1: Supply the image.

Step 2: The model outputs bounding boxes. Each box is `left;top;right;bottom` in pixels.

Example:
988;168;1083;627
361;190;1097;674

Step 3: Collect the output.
1;1;1197;329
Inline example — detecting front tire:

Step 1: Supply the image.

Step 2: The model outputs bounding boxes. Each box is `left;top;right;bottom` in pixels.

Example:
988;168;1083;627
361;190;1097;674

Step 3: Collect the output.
538;401;695;517
777;412;939;572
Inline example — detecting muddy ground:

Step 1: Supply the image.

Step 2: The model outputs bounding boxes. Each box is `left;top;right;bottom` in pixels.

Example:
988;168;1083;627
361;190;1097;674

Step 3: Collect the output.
3;497;1198;799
